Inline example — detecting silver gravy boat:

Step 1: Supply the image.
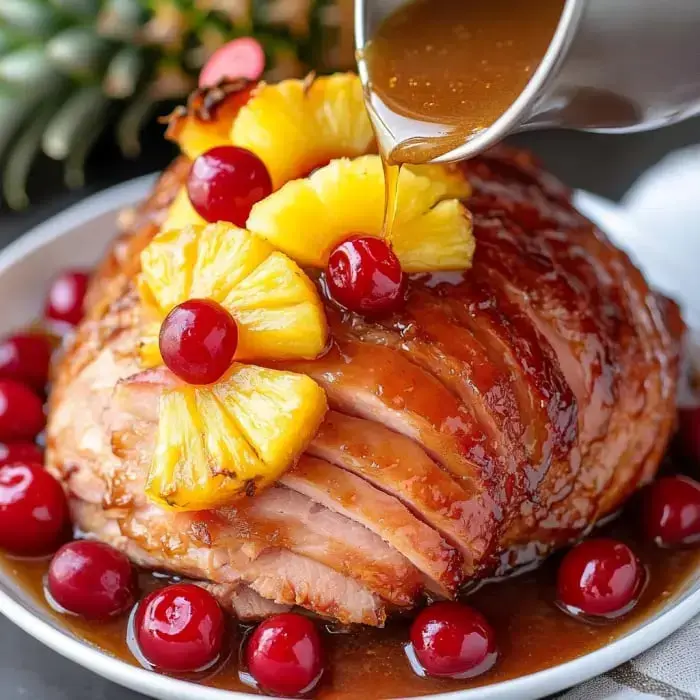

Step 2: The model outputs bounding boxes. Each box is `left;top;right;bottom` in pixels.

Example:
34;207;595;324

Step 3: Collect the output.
356;0;700;163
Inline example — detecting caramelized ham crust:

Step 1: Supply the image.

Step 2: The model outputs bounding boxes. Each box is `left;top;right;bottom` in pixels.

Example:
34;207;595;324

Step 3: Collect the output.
46;147;683;625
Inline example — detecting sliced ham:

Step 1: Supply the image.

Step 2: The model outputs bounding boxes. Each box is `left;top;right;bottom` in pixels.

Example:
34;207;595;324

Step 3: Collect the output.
282;456;461;597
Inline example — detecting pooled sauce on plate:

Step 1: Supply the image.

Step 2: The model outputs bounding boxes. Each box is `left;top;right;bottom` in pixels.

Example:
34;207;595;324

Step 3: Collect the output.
361;0;565;166
3;500;700;698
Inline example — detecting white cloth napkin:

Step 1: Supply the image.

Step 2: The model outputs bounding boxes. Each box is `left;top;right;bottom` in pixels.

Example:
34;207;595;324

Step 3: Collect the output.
559;614;700;698
562;145;700;700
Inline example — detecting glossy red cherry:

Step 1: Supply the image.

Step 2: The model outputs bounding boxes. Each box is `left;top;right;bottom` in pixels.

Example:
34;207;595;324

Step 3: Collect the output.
0;380;45;442
48;541;135;619
408;602;497;679
0;443;43;467
187;145;272;227
135;583;225;672
557;538;644;618
0;333;52;392
643;475;700;547
44;271;89;326
0;463;69;556
326;235;406;315
159;299;238;385
245;613;325;697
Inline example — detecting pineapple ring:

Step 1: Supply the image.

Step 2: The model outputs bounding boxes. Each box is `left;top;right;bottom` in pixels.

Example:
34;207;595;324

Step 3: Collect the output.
146;365;327;511
230;73;376;189
246;155;475;272
139;222;328;365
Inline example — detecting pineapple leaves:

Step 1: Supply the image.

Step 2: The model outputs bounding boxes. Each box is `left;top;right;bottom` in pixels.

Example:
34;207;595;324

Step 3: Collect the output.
0;0;59;38
46;27;113;81
0;0;352;208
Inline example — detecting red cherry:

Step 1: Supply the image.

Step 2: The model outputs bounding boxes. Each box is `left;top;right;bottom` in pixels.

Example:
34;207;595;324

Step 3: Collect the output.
199;37;265;88
326;235;406;315
135;583;225;673
557;538;644;619
0;463;69;556
187;146;272;227
245;613;324;697
159;299;238;385
0;443;43;467
48;541;135;618
643;475;700;547
0;333;52;392
408;602;497;679
0;380;45;442
44;271;89;327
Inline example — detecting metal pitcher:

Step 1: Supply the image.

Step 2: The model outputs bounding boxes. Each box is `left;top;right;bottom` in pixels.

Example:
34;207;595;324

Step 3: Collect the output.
356;0;700;163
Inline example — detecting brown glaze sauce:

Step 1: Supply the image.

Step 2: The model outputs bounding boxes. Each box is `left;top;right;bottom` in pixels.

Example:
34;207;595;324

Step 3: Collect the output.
3;498;699;698
361;0;565;165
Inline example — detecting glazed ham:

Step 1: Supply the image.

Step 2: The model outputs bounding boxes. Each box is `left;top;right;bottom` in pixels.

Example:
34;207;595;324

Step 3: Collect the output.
46;148;683;626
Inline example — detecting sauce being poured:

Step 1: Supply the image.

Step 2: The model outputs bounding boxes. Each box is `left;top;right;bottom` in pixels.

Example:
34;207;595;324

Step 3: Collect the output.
361;0;565;166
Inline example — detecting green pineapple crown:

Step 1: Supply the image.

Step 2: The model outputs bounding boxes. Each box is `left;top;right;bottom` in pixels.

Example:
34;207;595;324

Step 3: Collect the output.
0;0;348;209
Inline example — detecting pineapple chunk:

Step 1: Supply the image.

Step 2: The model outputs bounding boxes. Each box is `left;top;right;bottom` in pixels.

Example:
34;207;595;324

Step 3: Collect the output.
139;222;328;366
246;155;475;272
231;73;376;189
161;188;206;233
405;163;472;201
165;80;253;160
146;365;327;511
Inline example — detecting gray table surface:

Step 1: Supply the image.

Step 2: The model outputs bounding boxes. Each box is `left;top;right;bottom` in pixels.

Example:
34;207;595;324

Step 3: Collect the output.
1;117;699;699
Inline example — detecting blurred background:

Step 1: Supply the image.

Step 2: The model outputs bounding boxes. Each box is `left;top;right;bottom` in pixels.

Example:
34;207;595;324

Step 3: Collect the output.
1;1;700;698
1;0;700;250
1;0;700;251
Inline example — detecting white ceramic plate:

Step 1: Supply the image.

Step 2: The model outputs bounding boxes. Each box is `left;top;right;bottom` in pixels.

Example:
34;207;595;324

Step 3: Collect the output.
0;176;698;700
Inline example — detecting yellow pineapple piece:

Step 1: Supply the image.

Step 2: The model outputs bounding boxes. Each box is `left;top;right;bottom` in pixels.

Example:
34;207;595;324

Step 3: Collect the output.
165;80;253;160
405;163;472;201
161;188;206;233
231;73;376;189
139;222;328;366
146;365;327;510
246;155;475;272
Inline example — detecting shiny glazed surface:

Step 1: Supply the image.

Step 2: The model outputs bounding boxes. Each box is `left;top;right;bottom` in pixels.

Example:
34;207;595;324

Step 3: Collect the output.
45;147;683;631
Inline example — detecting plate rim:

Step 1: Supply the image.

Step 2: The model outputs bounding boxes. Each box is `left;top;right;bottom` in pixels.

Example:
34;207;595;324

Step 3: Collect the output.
0;177;697;700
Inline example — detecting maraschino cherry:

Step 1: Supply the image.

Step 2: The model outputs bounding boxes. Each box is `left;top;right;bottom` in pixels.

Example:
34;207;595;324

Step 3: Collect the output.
643;475;700;547
0;380;45;442
187;145;272;227
0;333;52;392
245;613;325;697
48;541;135;619
408;602;497;679
135;583;225;673
557;538;644;619
159;299;238;385
44;271;89;327
0;463;69;556
326;235;406;315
